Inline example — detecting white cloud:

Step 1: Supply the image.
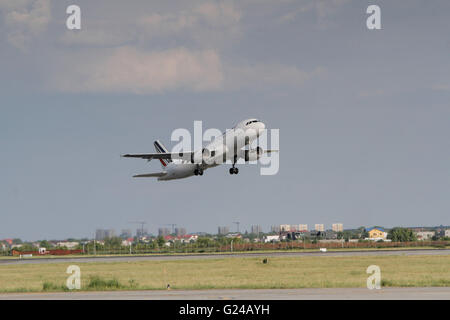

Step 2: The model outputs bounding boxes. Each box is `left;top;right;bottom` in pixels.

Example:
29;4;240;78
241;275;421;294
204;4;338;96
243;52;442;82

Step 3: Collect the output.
58;2;242;48
59;27;135;47
138;2;241;36
48;45;322;94
225;64;325;90
137;2;242;47
0;1;324;94
315;0;350;19
50;47;224;94
0;0;51;50
278;0;350;25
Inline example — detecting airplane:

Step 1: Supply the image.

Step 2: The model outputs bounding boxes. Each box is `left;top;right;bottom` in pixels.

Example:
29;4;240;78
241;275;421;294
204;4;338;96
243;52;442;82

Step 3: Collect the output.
122;118;277;181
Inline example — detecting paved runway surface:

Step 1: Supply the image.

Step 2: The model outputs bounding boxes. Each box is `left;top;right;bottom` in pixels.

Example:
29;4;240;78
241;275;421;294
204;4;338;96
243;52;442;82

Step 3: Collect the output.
1;249;449;265
1;287;449;300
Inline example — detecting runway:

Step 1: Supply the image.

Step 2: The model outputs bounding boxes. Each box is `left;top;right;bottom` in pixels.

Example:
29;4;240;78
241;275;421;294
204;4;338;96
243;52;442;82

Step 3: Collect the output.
1;248;449;265
0;287;449;300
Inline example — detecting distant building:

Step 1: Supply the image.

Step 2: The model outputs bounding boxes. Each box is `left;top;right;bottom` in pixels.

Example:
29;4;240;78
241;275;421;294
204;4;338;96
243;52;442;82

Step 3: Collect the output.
175;228;187;237
56;241;79;249
137;228;149;238
298;224;308;231
271;225;281;233
122;238;134;246
324;231;338;239
95;229;105;240
445;230;450;238
251;225;262;234
367;227;387;240
415;231;435;240
95;229;115;240
120;229;132;239
218;226;229;235
105;229;115;239
226;233;242;239
280;225;291;232
289;231;309;240
165;234;199;243
314;224;325;232
158;228;171;237
332;223;344;232
264;235;280;243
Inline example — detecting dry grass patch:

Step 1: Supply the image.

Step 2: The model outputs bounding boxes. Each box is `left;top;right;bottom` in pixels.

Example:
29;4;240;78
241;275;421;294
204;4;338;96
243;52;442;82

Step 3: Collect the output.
0;255;449;292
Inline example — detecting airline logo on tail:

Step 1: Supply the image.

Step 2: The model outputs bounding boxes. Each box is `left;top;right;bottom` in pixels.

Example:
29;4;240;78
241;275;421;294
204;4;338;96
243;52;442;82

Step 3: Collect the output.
154;140;172;167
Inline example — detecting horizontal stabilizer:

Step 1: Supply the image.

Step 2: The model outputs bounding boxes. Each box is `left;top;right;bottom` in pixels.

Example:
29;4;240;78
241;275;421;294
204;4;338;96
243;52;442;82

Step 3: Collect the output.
122;152;193;161
133;172;166;178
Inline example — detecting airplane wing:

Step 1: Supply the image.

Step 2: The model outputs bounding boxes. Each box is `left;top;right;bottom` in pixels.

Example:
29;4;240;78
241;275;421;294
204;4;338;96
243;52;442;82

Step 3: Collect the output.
133;172;166;178
122;152;193;161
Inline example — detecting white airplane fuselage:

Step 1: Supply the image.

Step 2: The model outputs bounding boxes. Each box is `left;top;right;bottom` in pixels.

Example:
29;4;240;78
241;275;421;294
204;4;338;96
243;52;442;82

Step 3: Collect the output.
158;119;265;180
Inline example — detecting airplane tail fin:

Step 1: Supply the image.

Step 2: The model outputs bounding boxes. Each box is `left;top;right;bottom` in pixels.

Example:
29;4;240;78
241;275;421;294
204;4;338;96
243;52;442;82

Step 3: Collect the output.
154;140;172;168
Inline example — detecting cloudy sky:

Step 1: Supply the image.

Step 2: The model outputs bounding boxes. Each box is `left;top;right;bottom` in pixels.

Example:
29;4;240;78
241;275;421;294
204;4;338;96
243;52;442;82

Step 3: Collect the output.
1;0;449;240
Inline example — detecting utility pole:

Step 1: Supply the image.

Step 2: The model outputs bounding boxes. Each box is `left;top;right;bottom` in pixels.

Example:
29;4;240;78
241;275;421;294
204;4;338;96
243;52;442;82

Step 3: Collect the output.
93;232;96;256
233;221;240;233
129;221;147;240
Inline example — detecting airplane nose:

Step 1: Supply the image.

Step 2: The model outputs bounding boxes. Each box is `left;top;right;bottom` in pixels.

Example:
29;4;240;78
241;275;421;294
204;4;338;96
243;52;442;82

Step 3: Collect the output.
257;122;266;136
257;122;266;132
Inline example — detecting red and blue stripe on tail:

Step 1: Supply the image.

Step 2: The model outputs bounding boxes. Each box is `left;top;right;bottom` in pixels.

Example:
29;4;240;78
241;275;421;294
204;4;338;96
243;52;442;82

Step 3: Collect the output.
154;140;172;168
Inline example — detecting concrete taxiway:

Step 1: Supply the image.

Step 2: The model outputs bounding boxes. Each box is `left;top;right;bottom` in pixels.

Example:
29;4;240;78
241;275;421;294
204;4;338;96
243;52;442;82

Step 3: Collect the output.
1;249;449;265
0;287;449;300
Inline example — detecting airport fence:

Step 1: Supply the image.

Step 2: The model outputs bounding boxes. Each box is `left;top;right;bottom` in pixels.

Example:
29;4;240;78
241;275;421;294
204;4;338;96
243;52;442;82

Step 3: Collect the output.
2;240;448;256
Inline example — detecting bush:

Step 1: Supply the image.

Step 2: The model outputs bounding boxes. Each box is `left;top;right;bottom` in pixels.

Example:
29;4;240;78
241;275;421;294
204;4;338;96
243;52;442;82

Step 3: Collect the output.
42;281;69;292
87;276;123;290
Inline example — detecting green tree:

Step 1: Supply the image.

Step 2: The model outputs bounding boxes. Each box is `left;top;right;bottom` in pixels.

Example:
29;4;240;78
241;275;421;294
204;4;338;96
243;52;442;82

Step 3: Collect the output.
196;237;212;247
104;237;122;248
388;227;417;242
156;236;166;247
39;240;52;248
16;243;35;251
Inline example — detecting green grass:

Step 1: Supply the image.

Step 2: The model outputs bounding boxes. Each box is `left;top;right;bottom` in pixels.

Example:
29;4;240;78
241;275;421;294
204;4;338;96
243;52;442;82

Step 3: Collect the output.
0;254;449;293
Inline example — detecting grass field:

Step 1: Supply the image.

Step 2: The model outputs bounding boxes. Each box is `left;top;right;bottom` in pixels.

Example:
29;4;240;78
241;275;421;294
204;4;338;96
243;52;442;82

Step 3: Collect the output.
0;255;449;292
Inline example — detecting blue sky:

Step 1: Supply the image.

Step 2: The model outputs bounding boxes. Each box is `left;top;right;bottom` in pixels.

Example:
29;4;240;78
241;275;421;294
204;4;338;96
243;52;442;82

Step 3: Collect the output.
1;0;449;240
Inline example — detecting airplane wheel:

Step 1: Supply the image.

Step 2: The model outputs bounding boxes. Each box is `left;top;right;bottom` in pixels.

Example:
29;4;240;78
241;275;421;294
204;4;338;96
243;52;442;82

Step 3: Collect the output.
199;169;204;176
234;168;239;174
229;168;234;175
194;169;198;176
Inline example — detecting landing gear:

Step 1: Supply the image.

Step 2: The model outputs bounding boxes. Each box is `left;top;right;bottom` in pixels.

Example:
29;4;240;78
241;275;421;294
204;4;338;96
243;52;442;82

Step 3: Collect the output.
229;156;239;175
194;168;204;176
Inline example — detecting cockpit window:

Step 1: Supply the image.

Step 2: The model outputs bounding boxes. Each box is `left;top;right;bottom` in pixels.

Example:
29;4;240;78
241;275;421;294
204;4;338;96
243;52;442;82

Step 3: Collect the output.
246;120;258;125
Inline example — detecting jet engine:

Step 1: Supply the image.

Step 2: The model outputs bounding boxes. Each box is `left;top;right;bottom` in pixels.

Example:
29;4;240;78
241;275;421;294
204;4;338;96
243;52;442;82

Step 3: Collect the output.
242;146;263;162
